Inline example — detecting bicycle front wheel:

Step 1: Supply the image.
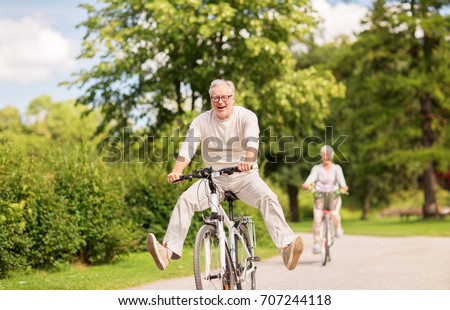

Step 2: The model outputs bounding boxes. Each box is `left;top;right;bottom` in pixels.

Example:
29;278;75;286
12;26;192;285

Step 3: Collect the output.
235;225;256;290
320;217;329;266
194;224;234;290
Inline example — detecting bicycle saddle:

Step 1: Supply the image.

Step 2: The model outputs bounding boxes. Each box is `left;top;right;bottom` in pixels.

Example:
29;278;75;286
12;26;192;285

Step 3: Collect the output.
224;191;239;202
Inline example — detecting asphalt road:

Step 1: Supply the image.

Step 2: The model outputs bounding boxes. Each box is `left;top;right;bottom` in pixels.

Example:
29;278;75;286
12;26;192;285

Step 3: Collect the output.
132;233;450;290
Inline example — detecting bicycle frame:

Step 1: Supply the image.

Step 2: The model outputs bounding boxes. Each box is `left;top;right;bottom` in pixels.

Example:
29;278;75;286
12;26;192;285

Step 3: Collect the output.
226;212;257;285
206;177;256;286
319;192;336;244
321;210;335;251
307;183;348;266
312;187;339;266
178;167;257;289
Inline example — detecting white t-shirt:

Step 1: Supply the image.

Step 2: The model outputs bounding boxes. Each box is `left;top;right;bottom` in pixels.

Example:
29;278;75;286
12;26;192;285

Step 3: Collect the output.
178;106;260;170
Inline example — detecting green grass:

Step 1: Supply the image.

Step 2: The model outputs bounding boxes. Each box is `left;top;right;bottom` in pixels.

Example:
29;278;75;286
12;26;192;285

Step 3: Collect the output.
1;214;449;290
342;217;450;236
0;247;278;290
0;250;193;290
290;217;450;237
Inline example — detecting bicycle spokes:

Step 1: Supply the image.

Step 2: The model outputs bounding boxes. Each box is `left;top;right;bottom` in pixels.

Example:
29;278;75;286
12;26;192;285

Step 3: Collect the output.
194;225;234;290
203;235;211;280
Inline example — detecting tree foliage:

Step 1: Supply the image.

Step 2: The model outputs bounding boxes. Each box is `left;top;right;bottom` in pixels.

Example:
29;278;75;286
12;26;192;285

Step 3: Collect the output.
68;0;318;135
25;95;102;143
298;0;450;218
0;106;22;134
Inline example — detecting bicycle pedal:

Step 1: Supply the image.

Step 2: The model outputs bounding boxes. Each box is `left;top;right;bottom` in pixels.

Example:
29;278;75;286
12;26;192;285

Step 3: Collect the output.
250;256;260;262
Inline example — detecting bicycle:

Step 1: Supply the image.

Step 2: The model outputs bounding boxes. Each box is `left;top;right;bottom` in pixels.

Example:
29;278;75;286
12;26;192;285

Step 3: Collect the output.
309;183;347;266
173;166;259;290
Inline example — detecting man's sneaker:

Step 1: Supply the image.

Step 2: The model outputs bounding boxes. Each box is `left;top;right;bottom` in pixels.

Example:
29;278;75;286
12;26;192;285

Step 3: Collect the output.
336;228;344;239
312;243;321;254
146;233;171;270
280;235;304;270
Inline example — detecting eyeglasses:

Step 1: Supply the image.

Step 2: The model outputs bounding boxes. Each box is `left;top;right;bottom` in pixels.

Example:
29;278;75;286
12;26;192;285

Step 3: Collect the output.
210;95;233;103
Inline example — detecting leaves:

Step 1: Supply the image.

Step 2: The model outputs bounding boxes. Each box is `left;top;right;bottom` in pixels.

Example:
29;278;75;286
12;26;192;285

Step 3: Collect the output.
304;0;450;211
67;0;317;136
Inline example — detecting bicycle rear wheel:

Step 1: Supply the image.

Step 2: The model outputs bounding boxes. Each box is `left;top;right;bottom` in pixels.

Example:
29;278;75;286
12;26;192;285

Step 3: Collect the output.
194;224;234;290
235;225;256;290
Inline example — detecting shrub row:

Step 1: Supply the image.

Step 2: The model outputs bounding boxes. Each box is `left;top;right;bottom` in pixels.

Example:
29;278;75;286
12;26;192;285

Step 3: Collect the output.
0;142;182;278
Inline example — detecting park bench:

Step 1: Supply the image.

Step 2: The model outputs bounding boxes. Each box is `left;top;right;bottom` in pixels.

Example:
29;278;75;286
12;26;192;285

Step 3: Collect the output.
399;209;423;221
378;208;422;221
378;207;449;221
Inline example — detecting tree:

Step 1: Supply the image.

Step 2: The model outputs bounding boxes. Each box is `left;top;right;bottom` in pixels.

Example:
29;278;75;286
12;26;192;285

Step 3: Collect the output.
306;0;450;218
68;0;317;135
25;95;102;144
0;106;23;140
257;68;345;221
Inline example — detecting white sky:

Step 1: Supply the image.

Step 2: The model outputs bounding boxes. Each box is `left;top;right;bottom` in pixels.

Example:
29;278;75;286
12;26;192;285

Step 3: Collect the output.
0;0;371;113
313;0;369;44
0;17;77;83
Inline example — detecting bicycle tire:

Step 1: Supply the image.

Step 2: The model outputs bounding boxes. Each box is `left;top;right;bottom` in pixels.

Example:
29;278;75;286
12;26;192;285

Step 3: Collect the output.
234;225;256;290
320;217;329;266
193;224;235;290
328;219;334;263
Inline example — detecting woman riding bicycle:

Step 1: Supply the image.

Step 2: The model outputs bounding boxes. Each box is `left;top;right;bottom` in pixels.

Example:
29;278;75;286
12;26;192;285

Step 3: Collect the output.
146;79;304;271
301;145;348;254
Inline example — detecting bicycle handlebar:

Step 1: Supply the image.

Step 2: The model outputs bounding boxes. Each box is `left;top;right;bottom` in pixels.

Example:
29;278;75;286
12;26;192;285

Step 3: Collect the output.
304;183;349;195
172;166;241;184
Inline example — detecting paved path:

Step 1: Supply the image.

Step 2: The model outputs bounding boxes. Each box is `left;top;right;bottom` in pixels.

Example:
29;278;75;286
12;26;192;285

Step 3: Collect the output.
132;234;450;290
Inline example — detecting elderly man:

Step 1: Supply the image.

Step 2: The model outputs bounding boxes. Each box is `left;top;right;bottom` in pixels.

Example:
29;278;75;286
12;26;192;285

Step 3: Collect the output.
147;79;303;271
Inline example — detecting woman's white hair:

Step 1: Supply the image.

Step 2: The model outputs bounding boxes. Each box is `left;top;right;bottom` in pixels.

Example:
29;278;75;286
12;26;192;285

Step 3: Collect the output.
209;79;235;96
321;145;334;160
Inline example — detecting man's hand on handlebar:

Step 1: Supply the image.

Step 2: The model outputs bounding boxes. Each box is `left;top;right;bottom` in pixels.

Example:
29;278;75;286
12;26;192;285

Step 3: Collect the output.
167;171;183;184
238;161;253;172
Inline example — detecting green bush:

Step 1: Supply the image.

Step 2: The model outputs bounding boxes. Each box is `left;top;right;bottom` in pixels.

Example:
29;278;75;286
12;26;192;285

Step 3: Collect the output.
0;145;33;277
0;142;138;277
52;146;135;264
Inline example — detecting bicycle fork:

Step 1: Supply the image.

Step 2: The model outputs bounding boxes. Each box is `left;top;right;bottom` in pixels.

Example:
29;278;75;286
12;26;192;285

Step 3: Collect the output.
209;192;228;281
322;213;332;246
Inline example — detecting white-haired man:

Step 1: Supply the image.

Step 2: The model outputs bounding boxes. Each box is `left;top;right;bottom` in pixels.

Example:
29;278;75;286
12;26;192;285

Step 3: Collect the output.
146;79;304;271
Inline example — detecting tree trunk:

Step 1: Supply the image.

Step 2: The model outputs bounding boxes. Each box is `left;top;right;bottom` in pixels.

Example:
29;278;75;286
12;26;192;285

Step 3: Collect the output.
361;193;371;220
175;80;183;114
421;92;438;217
422;163;438;217
287;184;299;222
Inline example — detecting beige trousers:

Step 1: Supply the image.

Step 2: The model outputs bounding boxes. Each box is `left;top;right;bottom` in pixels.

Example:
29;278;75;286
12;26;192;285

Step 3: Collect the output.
163;169;296;258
